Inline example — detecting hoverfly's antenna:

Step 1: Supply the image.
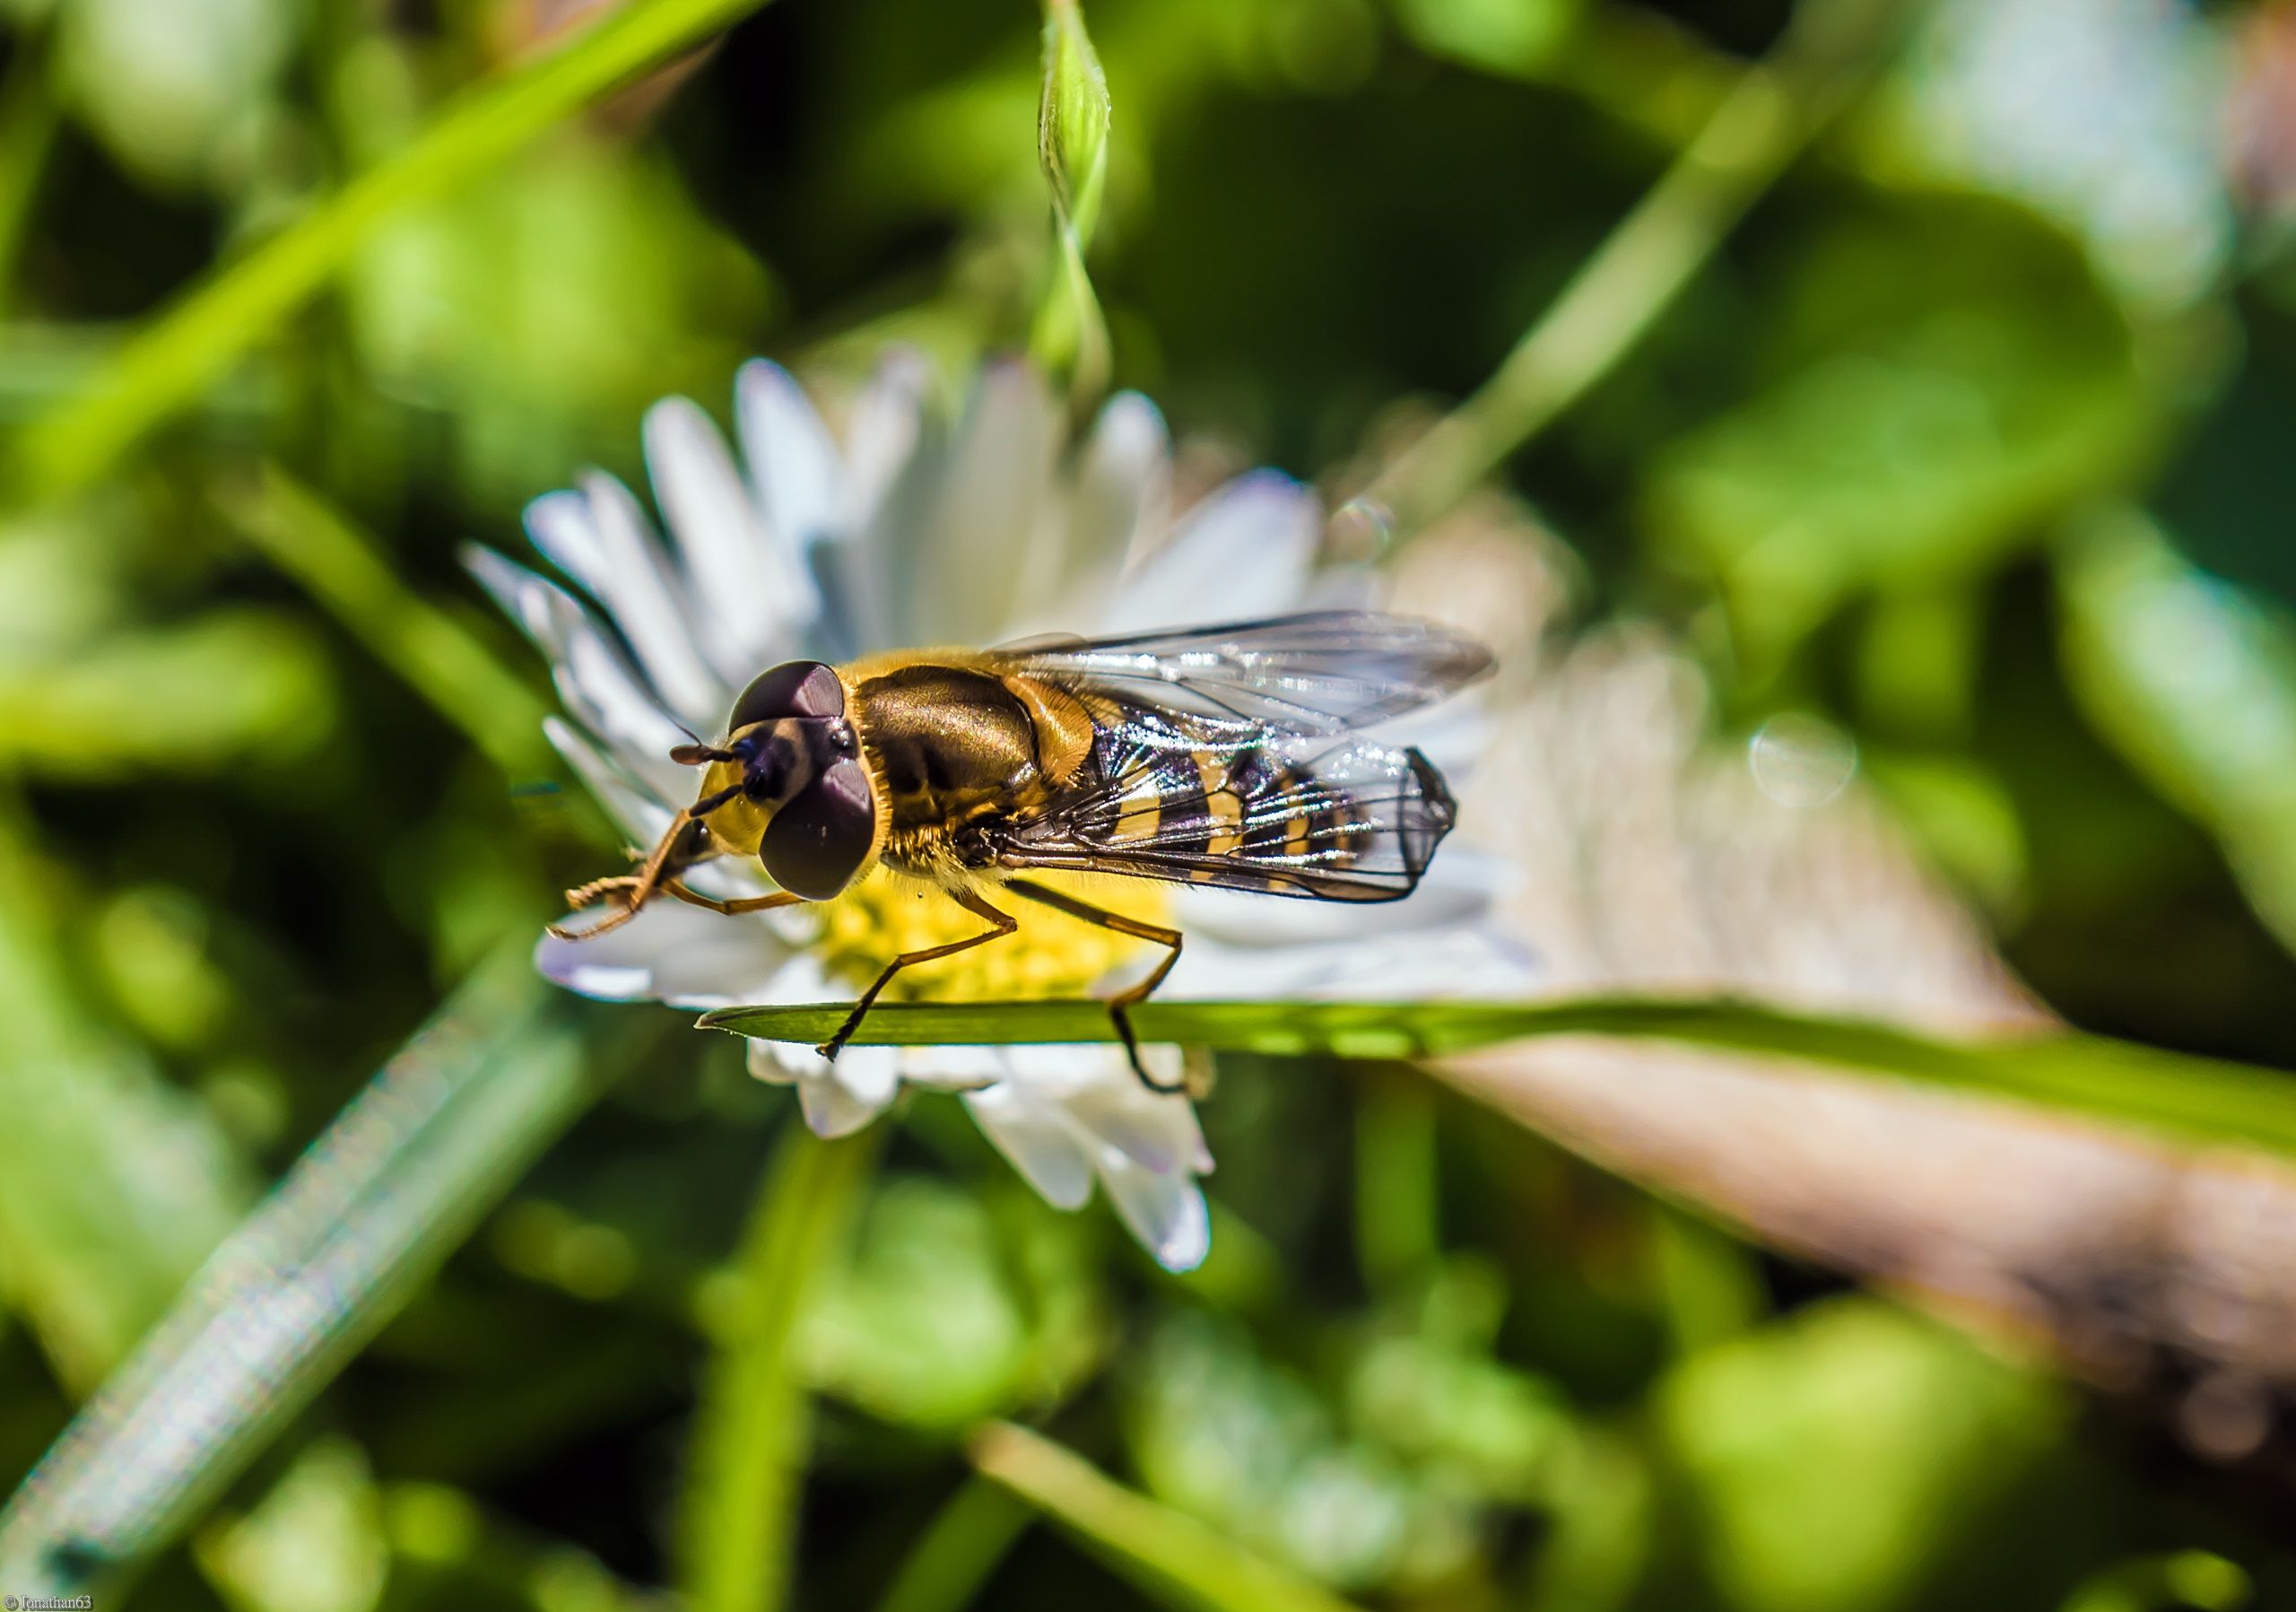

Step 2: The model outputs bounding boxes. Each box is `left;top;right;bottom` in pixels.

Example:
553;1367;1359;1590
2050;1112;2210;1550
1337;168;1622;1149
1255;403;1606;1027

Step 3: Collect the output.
548;780;744;941
670;743;738;765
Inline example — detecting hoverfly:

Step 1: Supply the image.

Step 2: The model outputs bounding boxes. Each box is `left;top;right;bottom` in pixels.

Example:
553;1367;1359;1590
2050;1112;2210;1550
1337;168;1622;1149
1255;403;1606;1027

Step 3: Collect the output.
555;611;1492;1089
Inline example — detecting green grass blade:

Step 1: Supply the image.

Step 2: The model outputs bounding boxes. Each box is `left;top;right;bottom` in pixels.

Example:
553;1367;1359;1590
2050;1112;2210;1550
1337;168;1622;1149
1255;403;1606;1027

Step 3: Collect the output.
870;1475;1032;1612
681;1128;879;1612
968;1422;1361;1612
0;952;631;1598
3;0;775;505
698;997;2296;1162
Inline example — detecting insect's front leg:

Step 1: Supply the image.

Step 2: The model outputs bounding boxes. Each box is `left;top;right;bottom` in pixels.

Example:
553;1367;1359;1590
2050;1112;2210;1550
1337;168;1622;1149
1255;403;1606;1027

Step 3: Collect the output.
1004;879;1185;1094
818;887;1018;1062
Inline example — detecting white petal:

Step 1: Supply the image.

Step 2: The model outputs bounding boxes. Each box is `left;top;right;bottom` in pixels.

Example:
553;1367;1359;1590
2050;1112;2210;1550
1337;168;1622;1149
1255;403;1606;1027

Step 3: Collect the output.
544;715;673;850
1022;390;1171;638
466;547;691;801
571;472;728;728
898;1042;1020;1091
644;396;812;680
823;353;940;654
1015;1045;1203;1175
961;1082;1096;1210
534;899;797;1008
796;1046;901;1137
842;347;933;527
746;1037;796;1086
1098;1152;1212;1273
737;360;853;556
909;361;1059;643
1168;922;1537;1002
1100;469;1319;633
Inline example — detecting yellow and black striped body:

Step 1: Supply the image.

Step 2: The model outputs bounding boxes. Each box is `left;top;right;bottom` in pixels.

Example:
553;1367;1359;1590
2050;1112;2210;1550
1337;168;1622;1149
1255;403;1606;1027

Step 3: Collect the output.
1039;700;1388;896
845;658;1393;898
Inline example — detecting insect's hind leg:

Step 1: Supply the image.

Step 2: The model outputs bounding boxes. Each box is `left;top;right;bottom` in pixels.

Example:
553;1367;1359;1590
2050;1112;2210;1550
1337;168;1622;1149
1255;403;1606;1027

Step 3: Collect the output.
1004;879;1185;1094
819;888;1018;1062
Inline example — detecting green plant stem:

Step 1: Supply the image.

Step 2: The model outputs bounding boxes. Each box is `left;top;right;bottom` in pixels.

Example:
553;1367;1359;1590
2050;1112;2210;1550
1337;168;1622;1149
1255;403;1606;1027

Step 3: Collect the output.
1361;0;1912;536
1353;1075;1439;1293
700;996;2296;1166
969;1422;1362;1612
218;464;556;778
3;0;775;506
870;1475;1033;1612
682;1126;879;1612
0;952;634;1598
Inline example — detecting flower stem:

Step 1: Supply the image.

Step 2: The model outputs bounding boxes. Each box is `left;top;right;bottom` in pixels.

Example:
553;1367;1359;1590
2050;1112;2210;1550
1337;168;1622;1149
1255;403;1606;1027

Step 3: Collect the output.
681;1125;879;1612
968;1422;1362;1612
1361;0;1916;537
869;1474;1032;1612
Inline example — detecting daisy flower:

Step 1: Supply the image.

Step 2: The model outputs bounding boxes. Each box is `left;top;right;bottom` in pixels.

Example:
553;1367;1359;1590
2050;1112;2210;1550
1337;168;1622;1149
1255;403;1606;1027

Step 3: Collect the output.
469;353;1531;1271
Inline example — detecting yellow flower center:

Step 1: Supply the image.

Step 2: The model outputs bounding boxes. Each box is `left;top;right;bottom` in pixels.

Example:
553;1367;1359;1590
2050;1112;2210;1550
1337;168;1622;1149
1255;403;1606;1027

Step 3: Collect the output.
809;872;1170;1001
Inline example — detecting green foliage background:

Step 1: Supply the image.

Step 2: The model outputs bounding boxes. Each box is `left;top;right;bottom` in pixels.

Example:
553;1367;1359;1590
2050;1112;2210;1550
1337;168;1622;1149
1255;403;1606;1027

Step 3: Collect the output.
4;0;2296;1608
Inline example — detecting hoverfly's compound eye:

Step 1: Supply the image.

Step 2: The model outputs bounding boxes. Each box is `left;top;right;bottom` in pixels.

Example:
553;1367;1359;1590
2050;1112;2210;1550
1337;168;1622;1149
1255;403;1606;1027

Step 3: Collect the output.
729;660;844;733
759;758;877;900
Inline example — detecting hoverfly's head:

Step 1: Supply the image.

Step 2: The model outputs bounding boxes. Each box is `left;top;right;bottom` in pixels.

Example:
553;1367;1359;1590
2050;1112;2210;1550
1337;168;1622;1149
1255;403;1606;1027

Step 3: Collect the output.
667;659;877;902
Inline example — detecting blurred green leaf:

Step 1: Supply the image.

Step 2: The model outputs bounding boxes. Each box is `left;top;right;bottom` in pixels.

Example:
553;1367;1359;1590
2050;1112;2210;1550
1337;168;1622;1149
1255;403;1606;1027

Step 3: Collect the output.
4;0;780;504
2058;507;2296;959
701;996;2296;1164
0;610;330;778
1128;1311;1425;1590
800;1176;1104;1433
1662;1296;2065;1612
971;1419;1365;1612
0;952;622;1598
194;1437;387;1612
2058;1551;2252;1612
344;136;771;506
1642;194;2146;667
1388;0;1582;79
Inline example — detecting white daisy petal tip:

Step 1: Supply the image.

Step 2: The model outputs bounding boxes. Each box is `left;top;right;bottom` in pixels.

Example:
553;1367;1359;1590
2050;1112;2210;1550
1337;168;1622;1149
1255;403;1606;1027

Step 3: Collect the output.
1100;1155;1213;1274
795;1046;903;1138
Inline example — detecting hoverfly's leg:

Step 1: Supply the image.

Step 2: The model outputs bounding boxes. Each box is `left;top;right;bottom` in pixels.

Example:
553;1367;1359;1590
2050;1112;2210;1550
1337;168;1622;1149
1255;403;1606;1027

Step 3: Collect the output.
564;873;644;911
661;883;805;919
1004;879;1185;1094
548;786;745;941
818;888;1017;1062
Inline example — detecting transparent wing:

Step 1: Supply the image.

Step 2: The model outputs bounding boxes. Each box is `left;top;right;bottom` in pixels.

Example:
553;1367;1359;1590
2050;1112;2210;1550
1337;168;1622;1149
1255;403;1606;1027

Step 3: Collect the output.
989;698;1458;902
993;611;1492;738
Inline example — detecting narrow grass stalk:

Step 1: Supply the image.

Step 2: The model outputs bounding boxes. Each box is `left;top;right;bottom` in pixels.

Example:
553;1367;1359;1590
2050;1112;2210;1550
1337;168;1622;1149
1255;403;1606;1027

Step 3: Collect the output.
3;0;775;505
1361;0;1914;536
700;996;2296;1165
0;952;628;1598
969;1423;1362;1612
681;1126;879;1612
218;465;556;778
869;1474;1033;1612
